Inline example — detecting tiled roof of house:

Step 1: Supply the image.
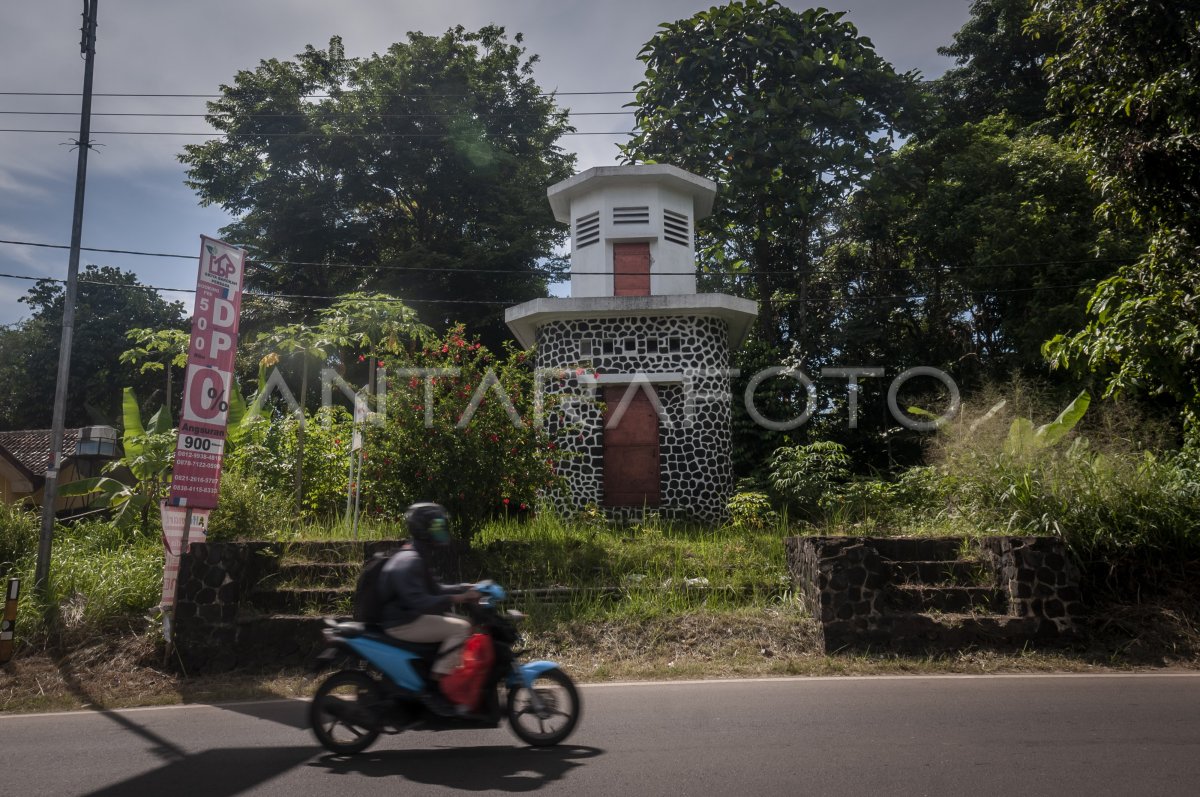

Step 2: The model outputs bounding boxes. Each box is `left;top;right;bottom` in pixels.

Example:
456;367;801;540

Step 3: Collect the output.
0;428;83;478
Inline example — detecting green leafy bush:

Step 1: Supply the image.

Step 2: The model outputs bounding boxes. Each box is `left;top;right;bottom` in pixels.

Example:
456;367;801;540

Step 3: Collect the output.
726;491;779;530
225;406;354;520
358;325;559;537
206;470;295;541
0;503;38;575
60;388;176;532
932;391;1200;558
768;441;852;521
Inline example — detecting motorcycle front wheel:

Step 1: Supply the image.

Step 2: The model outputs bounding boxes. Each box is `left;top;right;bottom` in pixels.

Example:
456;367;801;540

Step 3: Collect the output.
310;669;383;755
506;667;581;747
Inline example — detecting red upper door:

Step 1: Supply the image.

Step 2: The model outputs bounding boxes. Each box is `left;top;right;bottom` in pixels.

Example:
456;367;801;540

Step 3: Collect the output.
602;386;662;507
613;242;651;296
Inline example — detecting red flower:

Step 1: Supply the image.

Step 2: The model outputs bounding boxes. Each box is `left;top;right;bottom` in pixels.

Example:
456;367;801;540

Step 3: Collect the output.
502;498;510;505
377;360;385;367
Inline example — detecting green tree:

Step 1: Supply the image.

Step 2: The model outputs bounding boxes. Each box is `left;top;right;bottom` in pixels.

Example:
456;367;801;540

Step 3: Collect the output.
120;327;190;415
0;266;186;430
933;0;1058;128
249;321;342;509
832;117;1138;377
1036;0;1200;438
621;0;924;349
180;28;576;343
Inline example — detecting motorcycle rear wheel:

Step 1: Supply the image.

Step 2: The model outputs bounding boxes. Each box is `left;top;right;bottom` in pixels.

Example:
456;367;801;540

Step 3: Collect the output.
506;667;581;747
310;670;383;755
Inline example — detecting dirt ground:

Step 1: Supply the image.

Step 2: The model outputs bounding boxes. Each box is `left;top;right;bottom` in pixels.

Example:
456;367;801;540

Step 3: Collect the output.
3;594;1198;715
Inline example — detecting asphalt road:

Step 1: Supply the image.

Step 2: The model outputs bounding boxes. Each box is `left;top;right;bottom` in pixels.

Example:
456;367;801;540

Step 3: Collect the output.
2;673;1199;796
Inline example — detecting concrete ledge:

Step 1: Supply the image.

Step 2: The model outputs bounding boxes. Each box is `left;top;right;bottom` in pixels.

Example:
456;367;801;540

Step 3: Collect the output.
505;294;759;348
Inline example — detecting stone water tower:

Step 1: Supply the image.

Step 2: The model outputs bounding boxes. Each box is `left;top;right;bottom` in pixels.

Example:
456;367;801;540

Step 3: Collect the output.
505;165;757;523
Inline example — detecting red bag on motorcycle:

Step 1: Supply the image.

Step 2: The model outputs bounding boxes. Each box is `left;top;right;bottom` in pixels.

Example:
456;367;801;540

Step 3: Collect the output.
440;632;495;712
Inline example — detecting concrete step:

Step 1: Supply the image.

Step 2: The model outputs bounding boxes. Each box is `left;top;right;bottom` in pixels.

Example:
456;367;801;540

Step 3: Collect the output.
871;537;966;562
250;586;354;615
234;614;329;666
887;560;989;587
274;561;361;587
884;613;1052;650
278;540;403;563
887;584;1007;614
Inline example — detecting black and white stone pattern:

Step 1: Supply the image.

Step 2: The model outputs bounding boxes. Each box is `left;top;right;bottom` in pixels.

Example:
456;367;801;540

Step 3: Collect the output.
534;315;734;524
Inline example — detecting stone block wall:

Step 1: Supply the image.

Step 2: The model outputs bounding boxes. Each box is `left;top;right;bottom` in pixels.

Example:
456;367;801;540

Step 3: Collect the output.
980;537;1085;633
535;315;734;524
172;540;476;672
786;536;1085;652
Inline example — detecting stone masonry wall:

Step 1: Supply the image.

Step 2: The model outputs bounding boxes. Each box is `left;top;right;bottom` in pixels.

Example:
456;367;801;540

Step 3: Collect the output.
173;540;472;671
786;536;1085;652
980;537;1085;633
535;314;733;523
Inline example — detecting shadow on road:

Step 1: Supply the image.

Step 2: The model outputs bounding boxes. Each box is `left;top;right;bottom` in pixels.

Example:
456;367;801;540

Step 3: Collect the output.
82;745;319;797
309;744;605;792
210;695;310;730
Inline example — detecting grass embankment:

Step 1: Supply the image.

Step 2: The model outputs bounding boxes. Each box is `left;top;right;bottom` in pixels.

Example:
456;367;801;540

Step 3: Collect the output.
3;509;1199;714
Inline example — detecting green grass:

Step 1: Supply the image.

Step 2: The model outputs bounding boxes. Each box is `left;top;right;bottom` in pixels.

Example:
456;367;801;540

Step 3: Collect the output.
470;513;793;625
6;518;162;643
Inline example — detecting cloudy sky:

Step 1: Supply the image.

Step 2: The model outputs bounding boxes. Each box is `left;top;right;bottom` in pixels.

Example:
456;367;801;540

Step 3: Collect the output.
0;0;971;325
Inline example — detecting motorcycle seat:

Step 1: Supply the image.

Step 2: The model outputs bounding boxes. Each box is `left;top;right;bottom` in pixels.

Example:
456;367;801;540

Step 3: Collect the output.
325;619;444;658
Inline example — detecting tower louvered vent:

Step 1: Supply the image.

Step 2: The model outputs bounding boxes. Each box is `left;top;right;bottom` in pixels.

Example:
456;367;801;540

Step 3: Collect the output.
575;211;600;248
612;206;650;225
663;208;690;246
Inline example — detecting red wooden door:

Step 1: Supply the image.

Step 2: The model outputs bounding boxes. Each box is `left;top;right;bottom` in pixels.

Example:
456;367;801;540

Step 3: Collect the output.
613;242;650;296
603;386;661;507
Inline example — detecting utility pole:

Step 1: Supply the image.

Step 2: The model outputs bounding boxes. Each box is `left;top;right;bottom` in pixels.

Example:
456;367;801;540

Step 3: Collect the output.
35;0;100;598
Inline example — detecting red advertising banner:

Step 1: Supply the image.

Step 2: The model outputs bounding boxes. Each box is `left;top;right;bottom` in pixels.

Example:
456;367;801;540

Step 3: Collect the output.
168;235;246;509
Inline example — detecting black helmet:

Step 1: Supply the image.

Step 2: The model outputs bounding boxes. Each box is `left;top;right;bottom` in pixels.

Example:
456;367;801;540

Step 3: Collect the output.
405;502;450;545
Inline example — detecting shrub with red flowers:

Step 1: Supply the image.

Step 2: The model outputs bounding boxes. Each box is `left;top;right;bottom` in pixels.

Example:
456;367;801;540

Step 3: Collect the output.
358;325;561;537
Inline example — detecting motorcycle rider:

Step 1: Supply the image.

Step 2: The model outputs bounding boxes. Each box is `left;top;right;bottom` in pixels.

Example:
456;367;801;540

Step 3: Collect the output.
380;502;480;716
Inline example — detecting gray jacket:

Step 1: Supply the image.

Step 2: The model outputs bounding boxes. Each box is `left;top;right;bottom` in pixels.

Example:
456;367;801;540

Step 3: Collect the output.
378;543;469;627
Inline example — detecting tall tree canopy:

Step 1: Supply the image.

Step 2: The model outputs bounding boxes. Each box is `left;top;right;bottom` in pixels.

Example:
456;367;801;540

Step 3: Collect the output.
0;266;186;430
1037;0;1200;437
830;116;1139;386
933;0;1057;128
621;0;923;349
181;27;576;343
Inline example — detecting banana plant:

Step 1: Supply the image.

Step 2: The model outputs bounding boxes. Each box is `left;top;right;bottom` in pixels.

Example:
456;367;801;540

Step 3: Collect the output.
60;388;177;532
1003;390;1091;456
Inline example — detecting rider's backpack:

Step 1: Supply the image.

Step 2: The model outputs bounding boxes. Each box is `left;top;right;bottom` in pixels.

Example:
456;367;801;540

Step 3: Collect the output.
352;552;391;624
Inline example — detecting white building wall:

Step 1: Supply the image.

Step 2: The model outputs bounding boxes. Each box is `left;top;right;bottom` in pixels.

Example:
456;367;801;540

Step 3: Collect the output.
567;183;698;298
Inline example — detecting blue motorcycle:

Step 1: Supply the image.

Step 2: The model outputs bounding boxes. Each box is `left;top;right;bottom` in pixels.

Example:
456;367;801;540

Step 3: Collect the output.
309;581;581;755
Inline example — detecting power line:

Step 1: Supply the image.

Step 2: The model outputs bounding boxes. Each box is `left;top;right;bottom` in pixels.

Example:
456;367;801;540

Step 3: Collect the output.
0;128;634;137
0;109;635;118
0;270;1104;306
0;237;1137;278
0;90;638;98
